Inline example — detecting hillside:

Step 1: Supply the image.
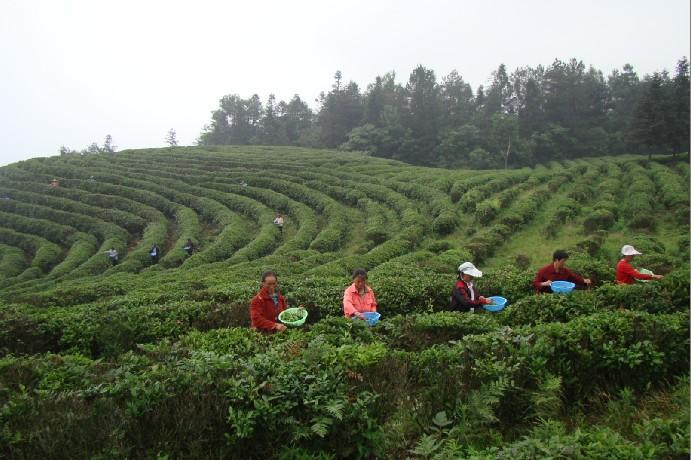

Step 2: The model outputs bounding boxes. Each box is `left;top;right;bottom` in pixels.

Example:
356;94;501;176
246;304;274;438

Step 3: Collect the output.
0;147;689;458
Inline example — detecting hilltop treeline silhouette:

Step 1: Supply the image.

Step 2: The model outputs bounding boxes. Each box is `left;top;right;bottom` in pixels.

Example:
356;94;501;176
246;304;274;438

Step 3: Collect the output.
199;58;690;168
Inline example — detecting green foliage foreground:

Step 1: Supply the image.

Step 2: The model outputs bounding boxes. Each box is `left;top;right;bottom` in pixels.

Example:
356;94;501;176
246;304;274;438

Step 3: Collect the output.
0;281;689;459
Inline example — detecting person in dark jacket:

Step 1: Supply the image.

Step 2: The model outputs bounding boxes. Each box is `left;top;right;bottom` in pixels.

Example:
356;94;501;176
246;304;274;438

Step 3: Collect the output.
449;262;493;312
183;238;194;256
105;248;119;265
250;270;288;332
149;244;160;264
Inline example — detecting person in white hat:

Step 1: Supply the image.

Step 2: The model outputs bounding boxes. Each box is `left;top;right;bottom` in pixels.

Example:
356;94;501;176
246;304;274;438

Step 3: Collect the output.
615;245;663;285
449;262;492;312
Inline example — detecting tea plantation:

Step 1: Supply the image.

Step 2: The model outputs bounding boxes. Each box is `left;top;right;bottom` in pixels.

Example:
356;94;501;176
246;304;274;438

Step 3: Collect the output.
0;147;689;459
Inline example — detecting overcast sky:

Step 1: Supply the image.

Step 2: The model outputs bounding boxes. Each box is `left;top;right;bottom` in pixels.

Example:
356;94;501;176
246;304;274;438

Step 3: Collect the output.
0;0;688;167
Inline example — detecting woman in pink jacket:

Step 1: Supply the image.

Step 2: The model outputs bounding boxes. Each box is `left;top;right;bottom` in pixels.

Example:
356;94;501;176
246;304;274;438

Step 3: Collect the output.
343;268;377;319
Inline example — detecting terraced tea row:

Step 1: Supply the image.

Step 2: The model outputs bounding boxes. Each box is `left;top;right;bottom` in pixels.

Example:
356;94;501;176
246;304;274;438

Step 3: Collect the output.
0;149;686;298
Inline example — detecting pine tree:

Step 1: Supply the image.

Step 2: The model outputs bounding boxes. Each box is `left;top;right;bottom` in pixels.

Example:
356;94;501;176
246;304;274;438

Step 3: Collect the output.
318;71;363;148
166;129;178;147
404;65;440;164
632;72;672;158
671;57;690;155
102;135;115;153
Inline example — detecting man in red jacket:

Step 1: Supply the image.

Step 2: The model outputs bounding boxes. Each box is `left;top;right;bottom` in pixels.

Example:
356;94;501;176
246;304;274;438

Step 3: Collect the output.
533;250;591;293
250;271;287;332
616;244;664;284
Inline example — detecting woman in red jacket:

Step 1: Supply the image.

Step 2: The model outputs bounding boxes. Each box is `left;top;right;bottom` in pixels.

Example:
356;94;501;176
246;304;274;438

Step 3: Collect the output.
616;245;664;284
250;270;287;332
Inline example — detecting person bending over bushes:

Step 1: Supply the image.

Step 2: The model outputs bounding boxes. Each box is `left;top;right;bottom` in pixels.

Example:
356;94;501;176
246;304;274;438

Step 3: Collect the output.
273;213;284;234
616;244;664;284
183;238;194;256
105;248;119;265
533;249;591;293
149;243;160;264
250;270;287;332
343;268;377;319
449;262;493;312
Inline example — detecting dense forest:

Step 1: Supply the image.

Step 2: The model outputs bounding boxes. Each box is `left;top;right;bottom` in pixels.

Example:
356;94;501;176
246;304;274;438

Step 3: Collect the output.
198;58;690;168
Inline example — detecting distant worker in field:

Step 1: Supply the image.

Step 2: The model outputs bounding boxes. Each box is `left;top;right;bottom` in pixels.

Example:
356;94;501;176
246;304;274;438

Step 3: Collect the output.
250;270;287;332
149;243;160;264
105;248;119;265
50;178;59;188
533;249;591;293
449;262;493;312
615;244;663;284
183;238;194;256
273;213;284;234
343;268;377;319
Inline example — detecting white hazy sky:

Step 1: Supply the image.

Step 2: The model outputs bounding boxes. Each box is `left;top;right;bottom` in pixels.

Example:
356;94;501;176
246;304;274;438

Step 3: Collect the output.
0;0;689;167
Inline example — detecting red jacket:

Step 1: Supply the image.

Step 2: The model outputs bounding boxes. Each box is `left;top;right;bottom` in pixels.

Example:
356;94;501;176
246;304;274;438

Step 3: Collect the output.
250;288;287;331
533;263;586;293
616;259;654;285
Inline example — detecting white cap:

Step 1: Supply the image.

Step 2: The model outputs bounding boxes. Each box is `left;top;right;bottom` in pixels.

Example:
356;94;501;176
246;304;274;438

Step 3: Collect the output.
458;262;483;278
621;244;642;256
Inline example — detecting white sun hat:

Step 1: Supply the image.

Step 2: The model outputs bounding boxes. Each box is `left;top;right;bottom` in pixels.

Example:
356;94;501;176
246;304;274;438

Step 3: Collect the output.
458;262;483;278
621;244;643;256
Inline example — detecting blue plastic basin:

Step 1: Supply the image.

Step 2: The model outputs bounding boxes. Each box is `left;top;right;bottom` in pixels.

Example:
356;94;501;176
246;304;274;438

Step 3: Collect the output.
550;281;575;294
362;311;381;326
484;296;507;312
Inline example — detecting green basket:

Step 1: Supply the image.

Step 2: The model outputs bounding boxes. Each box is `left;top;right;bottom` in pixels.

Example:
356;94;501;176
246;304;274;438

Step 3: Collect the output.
637;268;654;282
278;307;308;327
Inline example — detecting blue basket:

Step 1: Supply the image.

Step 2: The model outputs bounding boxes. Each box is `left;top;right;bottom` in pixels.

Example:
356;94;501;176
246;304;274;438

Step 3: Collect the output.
550;281;575;294
484;296;507;312
362;311;381;326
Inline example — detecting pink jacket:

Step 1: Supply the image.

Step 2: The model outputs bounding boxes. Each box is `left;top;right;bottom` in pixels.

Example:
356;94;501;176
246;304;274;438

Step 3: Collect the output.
343;283;377;318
